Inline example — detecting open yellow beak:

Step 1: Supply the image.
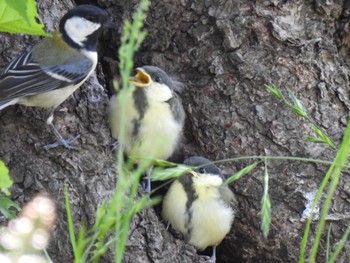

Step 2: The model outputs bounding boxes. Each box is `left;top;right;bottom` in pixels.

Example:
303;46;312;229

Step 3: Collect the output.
189;171;199;178
129;68;152;87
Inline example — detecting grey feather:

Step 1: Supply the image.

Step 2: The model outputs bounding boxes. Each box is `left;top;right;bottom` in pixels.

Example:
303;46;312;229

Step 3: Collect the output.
130;88;148;138
219;186;237;207
0;37;93;106
184;156;222;176
167;93;185;125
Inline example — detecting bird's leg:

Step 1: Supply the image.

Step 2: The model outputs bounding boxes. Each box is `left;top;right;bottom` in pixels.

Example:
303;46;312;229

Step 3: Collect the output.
210;246;216;263
142;166;153;193
43;110;79;150
111;140;120;151
199;246;216;263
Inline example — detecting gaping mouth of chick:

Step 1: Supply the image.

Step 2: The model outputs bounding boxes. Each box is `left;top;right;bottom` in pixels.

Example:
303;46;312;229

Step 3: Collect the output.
129;68;151;87
189;171;199;178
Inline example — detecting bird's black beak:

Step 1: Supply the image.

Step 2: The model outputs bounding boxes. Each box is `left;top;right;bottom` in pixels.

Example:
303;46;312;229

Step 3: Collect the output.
105;21;119;29
129;68;152;87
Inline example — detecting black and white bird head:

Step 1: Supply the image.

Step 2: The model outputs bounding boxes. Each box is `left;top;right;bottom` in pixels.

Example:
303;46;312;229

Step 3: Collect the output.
184;156;225;188
59;5;113;50
184;156;222;176
130;65;182;103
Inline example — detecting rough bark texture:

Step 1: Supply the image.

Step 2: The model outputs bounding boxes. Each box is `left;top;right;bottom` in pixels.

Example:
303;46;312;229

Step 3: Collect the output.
1;0;350;262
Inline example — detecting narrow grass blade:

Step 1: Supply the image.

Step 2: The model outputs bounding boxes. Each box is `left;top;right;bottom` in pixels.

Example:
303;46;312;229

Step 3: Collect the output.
288;90;307;118
264;84;285;100
261;162;271;238
130;157;177;167
328;223;350;263
312;125;337;149
221;162;259;186
150;165;192;181
326;223;332;262
64;185;78;260
306;136;327;144
299;164;334;263
44;249;54;263
307;119;350;263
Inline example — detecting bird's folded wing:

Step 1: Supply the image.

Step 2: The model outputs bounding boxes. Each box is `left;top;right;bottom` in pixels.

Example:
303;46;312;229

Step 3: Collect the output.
0;49;92;102
167;94;185;124
219;186;237;207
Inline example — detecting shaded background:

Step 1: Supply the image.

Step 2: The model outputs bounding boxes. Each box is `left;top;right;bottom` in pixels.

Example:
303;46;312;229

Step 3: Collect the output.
1;0;350;262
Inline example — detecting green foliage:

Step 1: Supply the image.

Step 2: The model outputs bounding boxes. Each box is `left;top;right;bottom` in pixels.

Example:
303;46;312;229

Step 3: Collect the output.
264;84;336;149
64;185;79;259
63;1;151;262
0;194;19;219
113;1;150;262
260;162;271;238
265;84;350;262
4;0;29;24
311;124;336;149
116;0;149;92
221;162;259;186
299;119;350;263
0;160;12;194
131;157;178;167
0;0;49;36
150;164;192;181
0;160;19;219
327;223;350;263
326;224;332;262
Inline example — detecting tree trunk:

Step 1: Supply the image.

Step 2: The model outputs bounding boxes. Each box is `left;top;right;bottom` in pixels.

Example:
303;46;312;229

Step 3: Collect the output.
1;0;350;262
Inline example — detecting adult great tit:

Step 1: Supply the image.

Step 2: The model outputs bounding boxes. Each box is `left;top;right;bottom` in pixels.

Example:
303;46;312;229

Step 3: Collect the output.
162;156;236;263
109;66;185;191
0;5;114;149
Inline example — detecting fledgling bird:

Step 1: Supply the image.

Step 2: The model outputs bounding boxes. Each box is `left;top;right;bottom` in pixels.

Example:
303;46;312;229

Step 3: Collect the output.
109;65;185;192
0;5;114;149
162;156;236;263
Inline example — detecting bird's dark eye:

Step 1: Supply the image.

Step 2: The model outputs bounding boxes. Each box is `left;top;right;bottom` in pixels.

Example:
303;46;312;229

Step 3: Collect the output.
86;15;97;22
154;76;162;83
199;168;206;173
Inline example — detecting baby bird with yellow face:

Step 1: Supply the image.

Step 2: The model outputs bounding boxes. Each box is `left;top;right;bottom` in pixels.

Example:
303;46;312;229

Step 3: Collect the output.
109;66;185;191
162;156;236;263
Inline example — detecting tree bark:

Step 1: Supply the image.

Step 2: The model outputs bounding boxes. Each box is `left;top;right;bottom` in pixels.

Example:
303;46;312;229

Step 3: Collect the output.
1;0;350;262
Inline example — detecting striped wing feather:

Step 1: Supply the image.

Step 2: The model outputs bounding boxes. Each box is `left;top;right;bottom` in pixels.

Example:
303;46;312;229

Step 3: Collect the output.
0;47;92;104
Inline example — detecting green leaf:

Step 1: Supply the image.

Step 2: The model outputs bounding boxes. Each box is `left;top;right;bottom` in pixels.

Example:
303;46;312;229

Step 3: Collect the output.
288;90;306;115
221;162;259;186
131;195;160;215
148;159;177;167
128;157;177;168
0;0;49;36
64;185;79;259
261;164;271;238
5;0;29;23
326;223;332;262
312;125;337;149
0;194;20;219
94;201;108;227
0;160;12;194
328;222;350;263
286;104;308;118
264;84;284;100
150;165;192;181
306;136;327;144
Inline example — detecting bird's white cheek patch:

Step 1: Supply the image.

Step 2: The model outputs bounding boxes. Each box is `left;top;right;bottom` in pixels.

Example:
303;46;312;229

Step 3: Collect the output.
64;17;101;46
193;174;223;188
146;83;173;102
